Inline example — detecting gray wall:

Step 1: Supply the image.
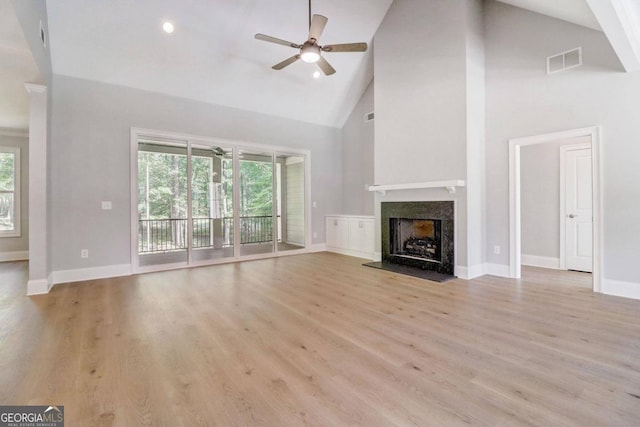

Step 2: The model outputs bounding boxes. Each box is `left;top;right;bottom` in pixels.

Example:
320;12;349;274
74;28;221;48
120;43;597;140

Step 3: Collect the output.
374;0;468;185
521;142;562;259
485;0;640;283
50;75;342;271
341;79;374;215
0;134;28;254
372;0;485;270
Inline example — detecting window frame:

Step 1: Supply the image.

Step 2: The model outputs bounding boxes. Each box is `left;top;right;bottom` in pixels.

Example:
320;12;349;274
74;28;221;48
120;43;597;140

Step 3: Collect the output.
0;146;21;238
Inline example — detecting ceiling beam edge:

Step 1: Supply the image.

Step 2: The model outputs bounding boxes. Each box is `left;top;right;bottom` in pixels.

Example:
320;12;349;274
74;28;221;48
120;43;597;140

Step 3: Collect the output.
585;0;640;72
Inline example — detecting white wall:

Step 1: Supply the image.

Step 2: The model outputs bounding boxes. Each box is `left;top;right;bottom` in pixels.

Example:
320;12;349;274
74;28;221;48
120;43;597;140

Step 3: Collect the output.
0;134;28;256
50;75;342;272
341;79;374;215
485;1;640;286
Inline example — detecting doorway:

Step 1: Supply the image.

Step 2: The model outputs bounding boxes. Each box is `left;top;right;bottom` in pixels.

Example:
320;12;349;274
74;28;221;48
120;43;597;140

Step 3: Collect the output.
509;126;602;292
131;129;310;272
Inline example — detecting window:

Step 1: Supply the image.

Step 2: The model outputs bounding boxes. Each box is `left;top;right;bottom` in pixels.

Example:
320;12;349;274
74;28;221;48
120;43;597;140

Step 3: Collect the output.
0;147;20;237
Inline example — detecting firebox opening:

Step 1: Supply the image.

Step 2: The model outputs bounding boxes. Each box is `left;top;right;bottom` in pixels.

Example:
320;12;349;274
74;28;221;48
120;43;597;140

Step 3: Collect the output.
389;218;442;264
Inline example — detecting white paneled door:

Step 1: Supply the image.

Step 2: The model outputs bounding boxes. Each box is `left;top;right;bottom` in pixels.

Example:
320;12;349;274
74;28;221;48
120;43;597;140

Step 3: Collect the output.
564;148;592;272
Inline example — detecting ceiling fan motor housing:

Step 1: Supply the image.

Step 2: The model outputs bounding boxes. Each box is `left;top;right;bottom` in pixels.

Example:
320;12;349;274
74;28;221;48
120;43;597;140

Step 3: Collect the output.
300;41;321;63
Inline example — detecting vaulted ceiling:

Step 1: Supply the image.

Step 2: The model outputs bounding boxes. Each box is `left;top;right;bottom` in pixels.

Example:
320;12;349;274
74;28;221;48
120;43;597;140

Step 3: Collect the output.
0;0;39;130
496;0;601;31
3;0;638;131
46;0;393;127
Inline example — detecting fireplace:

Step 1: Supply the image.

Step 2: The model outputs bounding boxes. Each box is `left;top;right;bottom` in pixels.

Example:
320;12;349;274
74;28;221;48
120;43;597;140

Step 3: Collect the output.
380;201;455;278
389;218;442;264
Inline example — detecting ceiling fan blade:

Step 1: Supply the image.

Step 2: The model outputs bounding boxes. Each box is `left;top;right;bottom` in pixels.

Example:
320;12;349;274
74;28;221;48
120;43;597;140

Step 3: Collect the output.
308;14;328;41
322;42;368;53
317;56;336;76
255;33;301;49
272;55;300;70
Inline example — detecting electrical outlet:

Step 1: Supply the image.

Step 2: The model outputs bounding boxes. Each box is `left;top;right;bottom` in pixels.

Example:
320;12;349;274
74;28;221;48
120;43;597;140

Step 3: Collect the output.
493;245;501;255
101;201;112;210
81;249;89;258
312;201;317;208
312;231;318;239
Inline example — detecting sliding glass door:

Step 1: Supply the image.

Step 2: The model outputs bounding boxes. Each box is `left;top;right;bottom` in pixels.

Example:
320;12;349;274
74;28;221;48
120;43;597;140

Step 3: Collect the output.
135;134;307;270
191;144;234;263
239;150;274;256
137;140;188;267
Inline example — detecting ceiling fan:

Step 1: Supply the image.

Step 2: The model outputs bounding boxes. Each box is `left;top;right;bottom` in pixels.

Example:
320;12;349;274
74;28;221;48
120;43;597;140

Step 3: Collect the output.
254;0;368;76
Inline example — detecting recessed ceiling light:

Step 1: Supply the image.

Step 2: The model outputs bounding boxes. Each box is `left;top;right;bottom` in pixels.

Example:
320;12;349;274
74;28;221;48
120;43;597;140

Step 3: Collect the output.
163;22;174;34
313;71;320;79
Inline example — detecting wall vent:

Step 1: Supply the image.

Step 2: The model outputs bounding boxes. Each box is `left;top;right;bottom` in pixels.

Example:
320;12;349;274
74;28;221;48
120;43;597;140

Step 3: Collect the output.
364;111;375;122
547;47;581;74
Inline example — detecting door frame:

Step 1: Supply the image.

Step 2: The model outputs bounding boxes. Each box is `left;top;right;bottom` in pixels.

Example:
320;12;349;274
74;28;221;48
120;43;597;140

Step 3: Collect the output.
559;142;592;271
130;127;312;274
508;126;602;292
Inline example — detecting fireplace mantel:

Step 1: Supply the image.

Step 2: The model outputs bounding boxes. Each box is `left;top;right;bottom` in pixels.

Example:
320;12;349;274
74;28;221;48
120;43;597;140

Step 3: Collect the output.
368;180;466;196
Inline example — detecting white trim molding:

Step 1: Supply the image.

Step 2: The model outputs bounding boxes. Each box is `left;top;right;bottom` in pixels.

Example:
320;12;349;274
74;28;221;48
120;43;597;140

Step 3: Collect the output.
521;254;560;270
52;264;132;286
368;180;466;196
0;251;29;262
484;263;511;278
325;247;375;261
601;278;640;300
0;129;28;138
25;82;48;294
308;243;327;253
27;278;52;296
509;126;603;294
455;264;485;280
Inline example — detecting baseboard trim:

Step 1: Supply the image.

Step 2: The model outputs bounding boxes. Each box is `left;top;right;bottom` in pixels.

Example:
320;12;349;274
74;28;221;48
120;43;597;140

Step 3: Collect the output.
373;251;382;262
52;264;132;286
521;254;560;270
326;247;374;261
601;278;640;300
308;243;327;253
27;278;51;295
0;250;29;262
484;263;511;278
455;264;485;280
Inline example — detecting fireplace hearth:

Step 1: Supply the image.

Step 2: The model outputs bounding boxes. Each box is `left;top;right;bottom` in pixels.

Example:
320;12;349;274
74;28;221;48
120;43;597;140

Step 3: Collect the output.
365;201;455;282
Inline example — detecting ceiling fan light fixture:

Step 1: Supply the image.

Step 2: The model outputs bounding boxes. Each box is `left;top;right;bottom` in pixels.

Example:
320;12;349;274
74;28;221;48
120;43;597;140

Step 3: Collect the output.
300;44;321;63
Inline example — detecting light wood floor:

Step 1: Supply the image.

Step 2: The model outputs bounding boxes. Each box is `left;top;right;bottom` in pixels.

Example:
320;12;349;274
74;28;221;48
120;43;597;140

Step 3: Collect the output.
1;254;639;426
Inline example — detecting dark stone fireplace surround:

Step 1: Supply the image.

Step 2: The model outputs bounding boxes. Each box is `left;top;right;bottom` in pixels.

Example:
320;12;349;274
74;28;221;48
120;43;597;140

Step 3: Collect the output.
381;201;455;276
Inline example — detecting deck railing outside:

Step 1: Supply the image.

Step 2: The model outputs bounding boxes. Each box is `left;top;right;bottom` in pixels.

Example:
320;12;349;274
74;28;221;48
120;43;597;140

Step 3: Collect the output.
138;216;278;254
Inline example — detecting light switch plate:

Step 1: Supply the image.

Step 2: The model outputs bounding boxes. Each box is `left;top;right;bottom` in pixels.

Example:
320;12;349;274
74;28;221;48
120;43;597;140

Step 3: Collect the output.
102;201;112;210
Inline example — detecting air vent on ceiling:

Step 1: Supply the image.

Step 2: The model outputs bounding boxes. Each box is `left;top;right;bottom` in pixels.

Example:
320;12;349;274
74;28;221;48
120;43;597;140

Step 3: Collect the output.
364;111;375;122
547;47;581;74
